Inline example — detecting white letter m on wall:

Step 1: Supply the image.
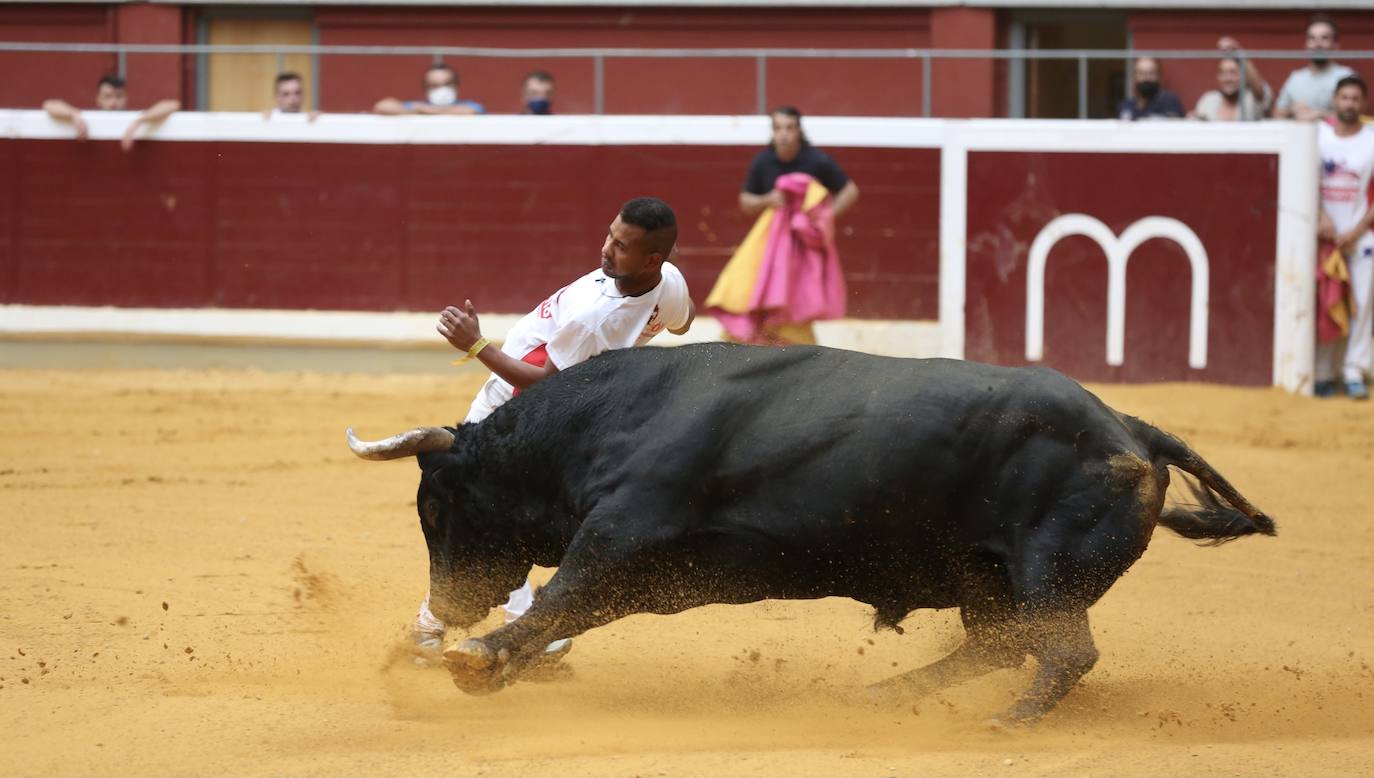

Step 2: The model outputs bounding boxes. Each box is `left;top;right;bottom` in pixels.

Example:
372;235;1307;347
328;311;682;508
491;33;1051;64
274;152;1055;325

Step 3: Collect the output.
1025;214;1209;369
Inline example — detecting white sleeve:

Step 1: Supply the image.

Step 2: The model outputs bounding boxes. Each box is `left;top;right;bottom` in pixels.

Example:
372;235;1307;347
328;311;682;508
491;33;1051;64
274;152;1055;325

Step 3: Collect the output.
659;265;692;330
544;319;605;370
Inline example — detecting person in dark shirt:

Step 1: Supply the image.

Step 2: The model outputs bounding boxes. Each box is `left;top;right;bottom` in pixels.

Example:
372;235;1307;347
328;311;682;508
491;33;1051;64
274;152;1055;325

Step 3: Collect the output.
740;106;859;217
1118;57;1185;121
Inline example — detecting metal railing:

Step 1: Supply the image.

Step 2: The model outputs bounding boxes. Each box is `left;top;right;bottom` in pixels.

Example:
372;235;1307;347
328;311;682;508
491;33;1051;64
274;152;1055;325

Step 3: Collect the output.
5;42;1374;117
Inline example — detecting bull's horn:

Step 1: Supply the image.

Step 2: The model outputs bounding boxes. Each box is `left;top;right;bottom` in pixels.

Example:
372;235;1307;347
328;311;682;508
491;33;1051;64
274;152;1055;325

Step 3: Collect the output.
346;426;455;461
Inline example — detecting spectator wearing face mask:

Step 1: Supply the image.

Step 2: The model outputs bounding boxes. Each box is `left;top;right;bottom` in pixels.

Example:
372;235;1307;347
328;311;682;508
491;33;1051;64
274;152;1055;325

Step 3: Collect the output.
1275;13;1355;122
521;71;555;115
374;63;485;116
1118;56;1185;121
1192;38;1273;121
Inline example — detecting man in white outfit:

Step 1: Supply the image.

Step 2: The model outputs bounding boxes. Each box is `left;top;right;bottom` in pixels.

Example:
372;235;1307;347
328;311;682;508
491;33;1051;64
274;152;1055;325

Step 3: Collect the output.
1317;75;1374;400
412;196;696;662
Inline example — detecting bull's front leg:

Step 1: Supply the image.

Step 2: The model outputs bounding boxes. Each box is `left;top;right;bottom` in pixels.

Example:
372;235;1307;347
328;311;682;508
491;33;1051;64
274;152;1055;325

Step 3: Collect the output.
441;572;632;694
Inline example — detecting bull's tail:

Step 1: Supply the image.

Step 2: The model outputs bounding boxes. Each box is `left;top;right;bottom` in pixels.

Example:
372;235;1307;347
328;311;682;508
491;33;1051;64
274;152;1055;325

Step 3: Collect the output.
1121;415;1277;545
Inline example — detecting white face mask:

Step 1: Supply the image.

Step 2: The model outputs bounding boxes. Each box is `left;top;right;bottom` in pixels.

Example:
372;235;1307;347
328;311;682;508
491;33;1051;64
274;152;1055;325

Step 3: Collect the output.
427;86;457;106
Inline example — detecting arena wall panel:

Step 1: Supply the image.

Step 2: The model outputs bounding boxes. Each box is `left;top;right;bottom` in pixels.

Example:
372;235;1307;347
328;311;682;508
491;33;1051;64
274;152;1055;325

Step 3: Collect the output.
964;151;1276;384
0;112;1315;390
0;114;941;320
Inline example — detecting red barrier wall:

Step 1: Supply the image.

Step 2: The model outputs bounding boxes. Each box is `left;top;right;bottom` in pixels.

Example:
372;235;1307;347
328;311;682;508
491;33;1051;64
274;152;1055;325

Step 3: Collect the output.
964;150;1278;385
0;138;940;319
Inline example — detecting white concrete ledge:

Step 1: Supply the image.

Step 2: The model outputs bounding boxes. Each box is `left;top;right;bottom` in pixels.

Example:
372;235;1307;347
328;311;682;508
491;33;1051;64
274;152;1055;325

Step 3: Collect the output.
0;305;943;358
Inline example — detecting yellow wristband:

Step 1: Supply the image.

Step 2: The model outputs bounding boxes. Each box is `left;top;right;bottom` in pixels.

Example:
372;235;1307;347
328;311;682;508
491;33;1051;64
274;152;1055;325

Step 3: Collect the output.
451;337;490;366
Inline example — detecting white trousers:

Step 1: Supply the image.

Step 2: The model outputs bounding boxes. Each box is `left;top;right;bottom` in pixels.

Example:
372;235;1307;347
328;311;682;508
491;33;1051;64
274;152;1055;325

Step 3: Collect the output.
413;579;533;637
1317;239;1374;384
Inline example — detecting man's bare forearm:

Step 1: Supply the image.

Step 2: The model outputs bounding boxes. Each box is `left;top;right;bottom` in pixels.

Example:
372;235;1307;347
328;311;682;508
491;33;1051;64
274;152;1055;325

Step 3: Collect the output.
739;191;772;217
476;346;556;389
833;180;859;216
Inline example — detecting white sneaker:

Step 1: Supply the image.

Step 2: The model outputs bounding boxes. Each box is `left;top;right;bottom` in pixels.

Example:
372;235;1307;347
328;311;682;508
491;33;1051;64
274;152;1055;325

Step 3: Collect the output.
412;629;444;667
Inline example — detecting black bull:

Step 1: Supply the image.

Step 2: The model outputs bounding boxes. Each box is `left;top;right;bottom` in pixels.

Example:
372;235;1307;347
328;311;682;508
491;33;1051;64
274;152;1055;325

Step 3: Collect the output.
348;342;1275;723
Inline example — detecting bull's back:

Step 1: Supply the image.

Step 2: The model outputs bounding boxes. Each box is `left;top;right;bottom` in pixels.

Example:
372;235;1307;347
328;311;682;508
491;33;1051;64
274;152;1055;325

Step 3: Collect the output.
552;343;1136;516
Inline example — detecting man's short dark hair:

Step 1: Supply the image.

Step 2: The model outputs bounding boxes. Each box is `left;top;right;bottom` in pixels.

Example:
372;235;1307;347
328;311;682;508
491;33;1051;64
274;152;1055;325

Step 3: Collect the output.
620;197;677;258
97;74;126;90
1309;13;1339;39
427;63;458;85
525;70;555;85
1335;74;1367;97
275;71;302;87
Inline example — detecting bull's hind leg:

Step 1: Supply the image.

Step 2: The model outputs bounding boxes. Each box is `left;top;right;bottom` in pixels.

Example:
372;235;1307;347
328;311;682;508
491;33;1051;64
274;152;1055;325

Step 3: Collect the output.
866;631;1025;704
1000;608;1099;724
868;574;1026;703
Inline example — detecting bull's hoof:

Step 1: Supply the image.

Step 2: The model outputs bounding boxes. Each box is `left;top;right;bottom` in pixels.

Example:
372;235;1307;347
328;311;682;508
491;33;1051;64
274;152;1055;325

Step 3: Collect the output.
442;638;507;696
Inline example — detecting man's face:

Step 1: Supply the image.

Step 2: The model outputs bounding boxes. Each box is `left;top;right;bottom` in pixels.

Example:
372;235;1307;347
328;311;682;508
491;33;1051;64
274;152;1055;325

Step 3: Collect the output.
425;68;456;92
1307;21;1337;62
600;215;661;282
1333;84;1366;125
96;83;127;110
771;113;802;159
1133;58;1160;86
523;77;554;102
275;78;304;112
1217;59;1241;97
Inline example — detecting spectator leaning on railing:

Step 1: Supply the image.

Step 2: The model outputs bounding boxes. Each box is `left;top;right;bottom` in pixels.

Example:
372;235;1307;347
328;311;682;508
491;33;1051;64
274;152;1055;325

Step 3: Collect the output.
263;71;319;121
374;63;484;116
1118;57;1185;121
1193;38;1272;121
43;74;180;151
1274;13;1354;122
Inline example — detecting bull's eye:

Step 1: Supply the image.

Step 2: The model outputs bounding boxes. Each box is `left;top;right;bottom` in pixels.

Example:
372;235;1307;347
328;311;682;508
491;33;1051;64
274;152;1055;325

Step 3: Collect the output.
421;497;442;529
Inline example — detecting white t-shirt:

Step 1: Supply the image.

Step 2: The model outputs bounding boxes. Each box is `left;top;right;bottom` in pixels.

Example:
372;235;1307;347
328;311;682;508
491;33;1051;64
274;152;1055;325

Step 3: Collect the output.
1277;63;1355;114
1318;122;1374;235
1193;84;1272;122
465;262;692;423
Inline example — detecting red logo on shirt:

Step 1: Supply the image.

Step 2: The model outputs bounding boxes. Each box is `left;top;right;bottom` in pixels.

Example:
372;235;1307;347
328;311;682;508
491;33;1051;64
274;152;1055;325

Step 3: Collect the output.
538;285;569;320
642;304;665;337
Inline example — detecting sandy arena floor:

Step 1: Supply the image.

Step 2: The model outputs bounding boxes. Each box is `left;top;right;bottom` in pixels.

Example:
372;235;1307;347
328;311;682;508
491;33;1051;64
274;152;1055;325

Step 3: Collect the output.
2;357;1372;777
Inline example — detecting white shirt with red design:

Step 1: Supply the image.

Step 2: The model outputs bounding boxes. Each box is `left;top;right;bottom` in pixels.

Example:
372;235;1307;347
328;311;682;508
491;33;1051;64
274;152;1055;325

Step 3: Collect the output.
465;261;691;423
1319;122;1374;236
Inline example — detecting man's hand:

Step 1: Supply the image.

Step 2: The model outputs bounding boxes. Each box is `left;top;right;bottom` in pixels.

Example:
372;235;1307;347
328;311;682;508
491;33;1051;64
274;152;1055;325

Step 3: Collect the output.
1293;103;1323;122
437;300;483;352
1336;228;1364;258
1319;211;1338;243
1217;36;1242;52
120;119;141;152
